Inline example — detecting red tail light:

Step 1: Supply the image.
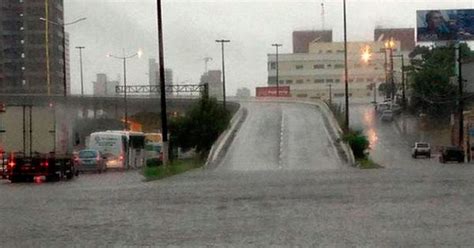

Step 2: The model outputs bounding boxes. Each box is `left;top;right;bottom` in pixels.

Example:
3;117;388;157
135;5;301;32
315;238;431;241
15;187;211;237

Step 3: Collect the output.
119;155;124;161
7;153;15;170
41;161;49;168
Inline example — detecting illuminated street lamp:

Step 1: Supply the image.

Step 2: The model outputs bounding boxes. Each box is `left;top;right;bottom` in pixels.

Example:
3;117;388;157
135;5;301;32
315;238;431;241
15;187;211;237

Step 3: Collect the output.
385;38;396;100
107;49;143;130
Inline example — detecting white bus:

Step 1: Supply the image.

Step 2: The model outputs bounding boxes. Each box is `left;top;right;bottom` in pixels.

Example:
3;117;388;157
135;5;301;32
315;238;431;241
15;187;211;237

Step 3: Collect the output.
145;133;163;162
88;131;146;169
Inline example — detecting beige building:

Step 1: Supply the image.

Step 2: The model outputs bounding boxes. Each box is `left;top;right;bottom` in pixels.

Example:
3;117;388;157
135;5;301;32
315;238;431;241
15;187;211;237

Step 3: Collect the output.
268;40;405;100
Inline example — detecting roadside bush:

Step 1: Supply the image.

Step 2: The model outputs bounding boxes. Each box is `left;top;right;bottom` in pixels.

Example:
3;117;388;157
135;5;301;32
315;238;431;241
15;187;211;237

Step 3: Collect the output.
343;129;370;159
169;97;231;156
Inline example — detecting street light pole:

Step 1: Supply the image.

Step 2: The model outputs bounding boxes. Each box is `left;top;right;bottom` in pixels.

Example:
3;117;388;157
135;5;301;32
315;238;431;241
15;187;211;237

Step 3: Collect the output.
39;17;86;96
343;0;349;130
157;0;170;165
76;46;85;96
272;43;282;97
391;54;406;107
107;50;141;131
216;39;230;108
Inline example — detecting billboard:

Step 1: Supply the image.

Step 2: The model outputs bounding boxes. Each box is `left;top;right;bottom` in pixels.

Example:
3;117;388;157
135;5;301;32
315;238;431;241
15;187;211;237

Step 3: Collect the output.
417;9;474;42
256;86;290;97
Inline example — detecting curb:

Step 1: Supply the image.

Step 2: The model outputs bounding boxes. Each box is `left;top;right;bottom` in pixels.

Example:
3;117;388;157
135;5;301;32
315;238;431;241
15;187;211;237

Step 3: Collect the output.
205;104;248;169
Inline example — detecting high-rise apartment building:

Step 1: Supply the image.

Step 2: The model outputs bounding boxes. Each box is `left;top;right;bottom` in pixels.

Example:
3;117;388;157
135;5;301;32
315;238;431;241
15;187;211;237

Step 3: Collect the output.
148;58;173;86
200;70;222;99
0;0;66;95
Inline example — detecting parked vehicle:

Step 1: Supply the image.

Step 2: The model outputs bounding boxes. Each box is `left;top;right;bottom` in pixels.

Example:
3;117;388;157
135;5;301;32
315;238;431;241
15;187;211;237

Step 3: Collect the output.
380;110;394;121
145;133;163;165
0;105;76;182
439;146;464;163
0;153;6;179
75;149;106;174
376;103;390;114
412;142;431;158
88;131;146;169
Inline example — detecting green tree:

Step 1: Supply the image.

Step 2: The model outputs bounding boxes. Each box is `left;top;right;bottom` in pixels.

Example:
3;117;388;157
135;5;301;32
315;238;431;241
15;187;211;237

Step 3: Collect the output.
169;97;230;156
408;44;472;118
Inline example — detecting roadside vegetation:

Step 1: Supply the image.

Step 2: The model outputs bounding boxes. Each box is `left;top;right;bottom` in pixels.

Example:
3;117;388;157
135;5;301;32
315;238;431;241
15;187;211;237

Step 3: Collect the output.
143;97;231;181
327;101;381;169
143;158;204;181
407;44;473;119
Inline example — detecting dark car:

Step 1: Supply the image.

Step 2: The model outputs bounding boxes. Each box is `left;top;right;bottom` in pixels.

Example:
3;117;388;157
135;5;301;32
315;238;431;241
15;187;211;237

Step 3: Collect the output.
439;146;464;163
75;149;106;174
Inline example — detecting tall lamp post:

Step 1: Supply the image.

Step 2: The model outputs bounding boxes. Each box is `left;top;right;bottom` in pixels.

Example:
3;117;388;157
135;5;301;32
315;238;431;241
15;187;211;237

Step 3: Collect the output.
391;54;406;107
39;17;86;96
107;49;142;131
216;39;230;109
343;0;349;130
272;43;282;97
385;38;396;101
75;46;85;96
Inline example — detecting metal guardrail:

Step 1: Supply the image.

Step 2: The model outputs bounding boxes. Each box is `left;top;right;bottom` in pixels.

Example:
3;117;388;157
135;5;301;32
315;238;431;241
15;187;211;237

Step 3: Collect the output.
115;84;209;96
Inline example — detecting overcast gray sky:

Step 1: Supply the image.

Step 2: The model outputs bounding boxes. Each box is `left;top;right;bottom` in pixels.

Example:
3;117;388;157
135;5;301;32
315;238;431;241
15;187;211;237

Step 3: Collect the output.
65;0;473;95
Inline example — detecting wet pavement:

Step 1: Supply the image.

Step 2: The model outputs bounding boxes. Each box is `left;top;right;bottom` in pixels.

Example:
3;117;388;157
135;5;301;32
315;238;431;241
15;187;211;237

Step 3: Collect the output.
2;101;474;247
349;101;453;168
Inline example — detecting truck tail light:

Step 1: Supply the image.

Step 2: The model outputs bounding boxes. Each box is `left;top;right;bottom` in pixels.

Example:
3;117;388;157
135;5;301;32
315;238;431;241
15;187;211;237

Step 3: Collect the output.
41;161;49;168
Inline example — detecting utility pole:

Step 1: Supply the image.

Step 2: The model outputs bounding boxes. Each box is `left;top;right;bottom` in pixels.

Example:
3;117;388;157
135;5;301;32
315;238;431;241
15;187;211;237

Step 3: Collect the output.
62;25;67;97
456;44;464;149
76;46;85;96
216;39;230;108
157;0;169;165
272;43;282;97
343;0;349;130
328;84;332;105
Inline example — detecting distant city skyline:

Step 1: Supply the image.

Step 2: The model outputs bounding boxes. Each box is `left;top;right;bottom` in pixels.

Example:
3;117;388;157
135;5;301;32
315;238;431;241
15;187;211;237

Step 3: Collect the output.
65;0;473;95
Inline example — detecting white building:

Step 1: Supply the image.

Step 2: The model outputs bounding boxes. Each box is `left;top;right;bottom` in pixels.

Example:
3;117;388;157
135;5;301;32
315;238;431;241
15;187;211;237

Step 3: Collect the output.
267;40;405;99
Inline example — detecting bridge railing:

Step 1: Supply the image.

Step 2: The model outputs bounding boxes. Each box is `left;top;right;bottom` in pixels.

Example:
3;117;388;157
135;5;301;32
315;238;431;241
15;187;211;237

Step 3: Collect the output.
115;84;209;97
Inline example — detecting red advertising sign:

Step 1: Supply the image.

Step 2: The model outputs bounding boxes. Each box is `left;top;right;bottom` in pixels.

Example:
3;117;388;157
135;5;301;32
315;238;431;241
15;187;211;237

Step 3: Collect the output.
256;86;291;97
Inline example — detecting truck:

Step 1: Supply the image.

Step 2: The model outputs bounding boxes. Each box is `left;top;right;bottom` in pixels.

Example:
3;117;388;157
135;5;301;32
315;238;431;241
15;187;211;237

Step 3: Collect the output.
0;105;76;182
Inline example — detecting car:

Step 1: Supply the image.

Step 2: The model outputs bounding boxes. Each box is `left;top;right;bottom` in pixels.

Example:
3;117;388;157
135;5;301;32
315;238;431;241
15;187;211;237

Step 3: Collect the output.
439;146;464;163
0;156;6;179
376;103;390;114
75;149;106;174
380;110;394;121
412;142;431;158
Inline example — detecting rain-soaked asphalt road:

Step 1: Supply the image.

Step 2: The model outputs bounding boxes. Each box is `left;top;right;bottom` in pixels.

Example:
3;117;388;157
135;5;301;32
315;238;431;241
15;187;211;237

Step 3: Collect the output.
2;101;474;247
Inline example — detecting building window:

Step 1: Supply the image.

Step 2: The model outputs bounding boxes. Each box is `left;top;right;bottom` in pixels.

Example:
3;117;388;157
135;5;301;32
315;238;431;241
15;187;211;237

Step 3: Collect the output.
313;64;324;69
269;62;276;70
334;64;344;69
279;80;284;84
327;64;332;68
306;79;311;82
295;65;304;70
356;78;364;82
336;50;345;53
296;79;304;84
326;79;334;83
286;80;293;84
21;53;25;58
314;79;324;83
326;50;333;53
335;79;340;83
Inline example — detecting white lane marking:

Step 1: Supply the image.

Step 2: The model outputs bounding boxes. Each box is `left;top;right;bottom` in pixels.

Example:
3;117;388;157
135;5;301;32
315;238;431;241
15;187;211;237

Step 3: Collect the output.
278;111;285;169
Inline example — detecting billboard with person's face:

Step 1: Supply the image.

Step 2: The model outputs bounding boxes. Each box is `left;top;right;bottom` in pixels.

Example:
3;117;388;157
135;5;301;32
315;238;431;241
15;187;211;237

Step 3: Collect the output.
417;9;474;42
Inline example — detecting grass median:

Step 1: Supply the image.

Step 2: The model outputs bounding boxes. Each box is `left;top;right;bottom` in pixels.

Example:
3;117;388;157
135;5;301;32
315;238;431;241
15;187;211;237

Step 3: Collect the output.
143;158;205;181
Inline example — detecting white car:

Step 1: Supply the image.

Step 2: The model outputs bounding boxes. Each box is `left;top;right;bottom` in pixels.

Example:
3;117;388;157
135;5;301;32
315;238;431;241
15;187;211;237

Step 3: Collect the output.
380;110;394;121
412;142;431;158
